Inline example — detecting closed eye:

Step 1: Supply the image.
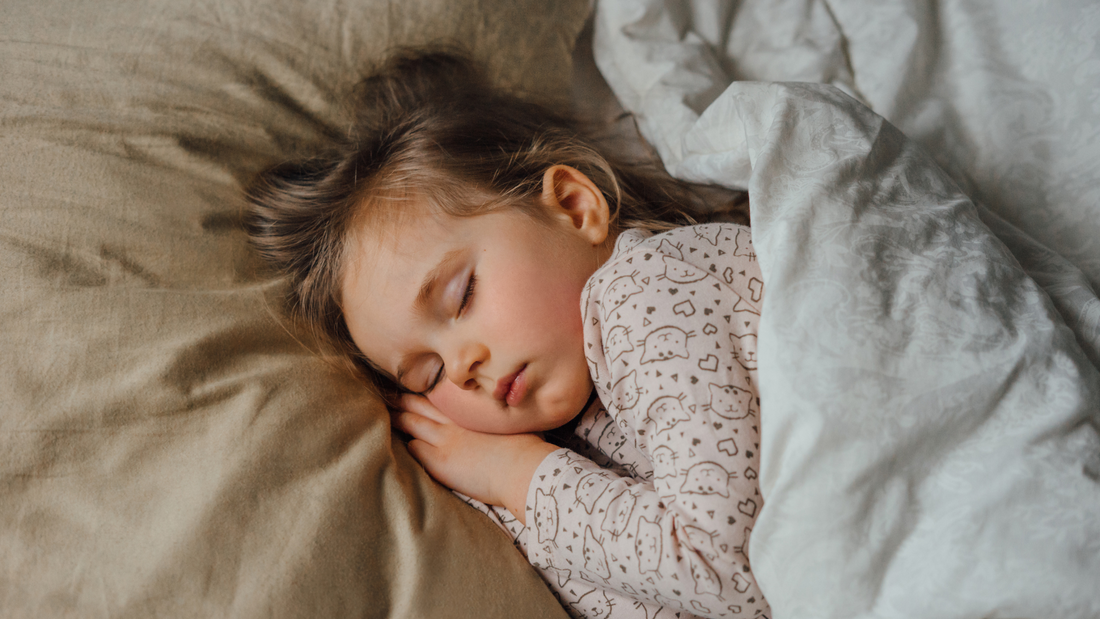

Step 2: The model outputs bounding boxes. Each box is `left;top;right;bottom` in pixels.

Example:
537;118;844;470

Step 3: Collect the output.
418;272;476;395
422;366;445;394
458;272;477;315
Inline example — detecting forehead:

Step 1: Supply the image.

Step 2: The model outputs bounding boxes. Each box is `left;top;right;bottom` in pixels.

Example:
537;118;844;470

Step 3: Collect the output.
346;202;451;278
340;207;454;349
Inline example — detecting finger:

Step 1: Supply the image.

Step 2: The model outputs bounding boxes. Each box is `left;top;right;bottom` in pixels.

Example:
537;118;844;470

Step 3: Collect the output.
405;438;425;462
389;415;412;443
392;410;444;443
405;439;443;474
399;393;452;425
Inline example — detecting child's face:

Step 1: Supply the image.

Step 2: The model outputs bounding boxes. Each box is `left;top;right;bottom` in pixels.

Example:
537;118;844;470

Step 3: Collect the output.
341;167;612;434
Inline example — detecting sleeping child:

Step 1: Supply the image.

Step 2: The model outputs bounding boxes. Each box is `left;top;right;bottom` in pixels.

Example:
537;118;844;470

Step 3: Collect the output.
244;49;769;619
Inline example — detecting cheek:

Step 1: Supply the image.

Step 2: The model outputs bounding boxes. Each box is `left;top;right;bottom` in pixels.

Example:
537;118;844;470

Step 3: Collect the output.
426;383;493;431
509;272;586;337
425;383;468;421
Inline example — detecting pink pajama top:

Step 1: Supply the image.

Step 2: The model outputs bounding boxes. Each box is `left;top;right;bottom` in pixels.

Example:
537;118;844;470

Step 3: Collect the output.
461;223;769;619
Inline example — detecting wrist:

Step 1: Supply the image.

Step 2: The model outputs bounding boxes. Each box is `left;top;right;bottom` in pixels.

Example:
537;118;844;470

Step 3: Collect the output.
499;437;558;526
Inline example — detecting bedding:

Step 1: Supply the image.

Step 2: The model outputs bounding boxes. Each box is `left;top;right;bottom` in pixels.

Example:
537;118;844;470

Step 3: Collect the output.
0;0;587;616
6;0;1100;616
593;0;1100;617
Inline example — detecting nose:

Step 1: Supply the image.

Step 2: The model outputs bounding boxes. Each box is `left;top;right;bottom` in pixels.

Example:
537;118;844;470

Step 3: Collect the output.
445;340;488;391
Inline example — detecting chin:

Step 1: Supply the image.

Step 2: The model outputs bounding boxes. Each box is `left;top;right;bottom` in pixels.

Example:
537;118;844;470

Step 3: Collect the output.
536;386;590;430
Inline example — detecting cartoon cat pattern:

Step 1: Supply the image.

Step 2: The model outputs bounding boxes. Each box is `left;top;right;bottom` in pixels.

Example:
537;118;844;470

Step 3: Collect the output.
460;224;769;619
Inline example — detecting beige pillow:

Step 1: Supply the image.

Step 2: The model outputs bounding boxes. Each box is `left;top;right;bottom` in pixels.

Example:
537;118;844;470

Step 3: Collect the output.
0;0;587;616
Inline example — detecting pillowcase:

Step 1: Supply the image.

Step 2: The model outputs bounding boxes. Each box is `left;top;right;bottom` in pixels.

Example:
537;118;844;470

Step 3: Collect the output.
0;0;587;616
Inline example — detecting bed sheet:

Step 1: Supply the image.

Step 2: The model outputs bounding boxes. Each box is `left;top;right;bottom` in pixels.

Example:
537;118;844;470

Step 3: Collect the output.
592;1;1100;617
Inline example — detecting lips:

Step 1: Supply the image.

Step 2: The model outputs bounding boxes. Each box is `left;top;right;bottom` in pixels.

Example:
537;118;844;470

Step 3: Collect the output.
494;365;528;406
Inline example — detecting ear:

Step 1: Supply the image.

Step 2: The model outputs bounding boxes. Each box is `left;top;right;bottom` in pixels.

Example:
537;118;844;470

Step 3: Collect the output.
540;165;610;246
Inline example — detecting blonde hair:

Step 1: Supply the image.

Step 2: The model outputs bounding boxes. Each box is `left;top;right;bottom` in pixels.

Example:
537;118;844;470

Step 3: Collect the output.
244;48;745;391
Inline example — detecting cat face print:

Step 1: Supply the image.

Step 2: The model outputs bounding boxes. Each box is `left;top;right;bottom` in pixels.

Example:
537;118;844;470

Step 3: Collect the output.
694;224;724;246
605;325;635;362
615;231;646;253
596;422;628;462
583;525;611;579
640;326;692;364
634;516;663;574
680;461;733;497
604;274;643;315
707;383;752;420
730;332;758;370
533;488;559;544
650;445;678;478
601;489;637;538
644;395;692;435
661;255;707;283
687;551;723;596
570;588;615;619
575;472;611;514
541;557;572;587
655;238;684;260
611;370;641;411
734;227;756;259
681;525;719;562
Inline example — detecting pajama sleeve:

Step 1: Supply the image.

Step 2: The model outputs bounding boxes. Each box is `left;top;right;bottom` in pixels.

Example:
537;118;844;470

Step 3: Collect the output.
525;225;770;619
457;401;673;619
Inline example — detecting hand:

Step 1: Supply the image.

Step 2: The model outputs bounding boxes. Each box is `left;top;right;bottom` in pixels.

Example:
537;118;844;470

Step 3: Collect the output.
391;394;558;524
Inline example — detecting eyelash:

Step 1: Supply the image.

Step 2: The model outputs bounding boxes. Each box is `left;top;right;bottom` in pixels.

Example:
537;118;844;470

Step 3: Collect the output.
423;372;444;394
422;272;477;394
458;272;477;315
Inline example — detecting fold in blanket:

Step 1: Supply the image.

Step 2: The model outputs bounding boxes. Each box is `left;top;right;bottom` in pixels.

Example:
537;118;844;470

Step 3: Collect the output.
594;2;1100;617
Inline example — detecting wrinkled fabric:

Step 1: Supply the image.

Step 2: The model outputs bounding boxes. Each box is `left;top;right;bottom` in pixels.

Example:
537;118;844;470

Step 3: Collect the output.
593;2;1100;617
0;0;588;616
593;0;1100;291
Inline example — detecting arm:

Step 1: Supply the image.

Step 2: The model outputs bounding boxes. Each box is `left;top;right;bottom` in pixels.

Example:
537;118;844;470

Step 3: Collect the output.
392;395;557;525
525;225;769;618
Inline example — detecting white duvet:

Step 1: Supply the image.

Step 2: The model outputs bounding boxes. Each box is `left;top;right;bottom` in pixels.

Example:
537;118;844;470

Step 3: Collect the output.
593;1;1100;617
